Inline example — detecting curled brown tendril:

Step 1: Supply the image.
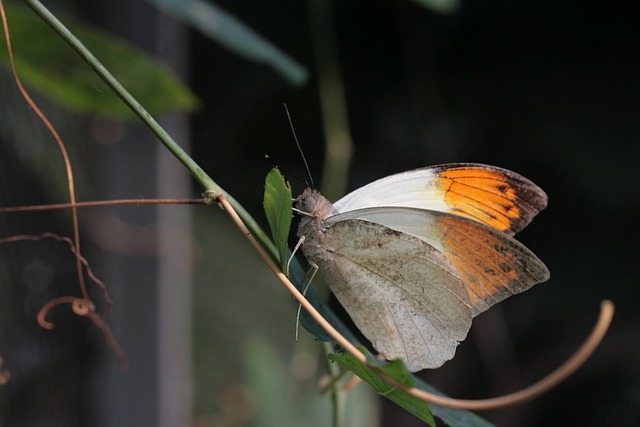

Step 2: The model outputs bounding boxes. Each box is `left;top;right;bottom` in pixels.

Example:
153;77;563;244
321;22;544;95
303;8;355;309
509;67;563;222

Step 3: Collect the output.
36;295;127;370
1;0;125;370
37;296;88;330
1;233;113;311
0;233;126;368
217;193;614;411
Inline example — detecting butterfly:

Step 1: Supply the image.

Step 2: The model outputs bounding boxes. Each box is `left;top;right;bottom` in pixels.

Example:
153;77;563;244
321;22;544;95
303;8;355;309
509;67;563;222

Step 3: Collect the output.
294;163;550;372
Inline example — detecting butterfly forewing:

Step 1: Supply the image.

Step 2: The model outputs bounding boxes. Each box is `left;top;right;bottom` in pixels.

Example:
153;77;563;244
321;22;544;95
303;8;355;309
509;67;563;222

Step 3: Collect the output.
333;163;548;236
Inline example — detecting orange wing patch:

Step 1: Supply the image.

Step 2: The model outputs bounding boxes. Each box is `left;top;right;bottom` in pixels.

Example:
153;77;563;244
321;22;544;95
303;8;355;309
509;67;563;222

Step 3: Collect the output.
435;214;550;316
434;165;548;236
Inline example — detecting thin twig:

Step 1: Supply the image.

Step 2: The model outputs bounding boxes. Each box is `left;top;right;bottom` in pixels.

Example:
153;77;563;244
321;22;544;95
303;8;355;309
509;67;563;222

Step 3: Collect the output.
23;0;215;192
216;194;366;362
0;198;206;213
11;0;615;412
22;0;276;270
372;300;614;410
219;193;614;410
1;0;87;299
1;232;114;310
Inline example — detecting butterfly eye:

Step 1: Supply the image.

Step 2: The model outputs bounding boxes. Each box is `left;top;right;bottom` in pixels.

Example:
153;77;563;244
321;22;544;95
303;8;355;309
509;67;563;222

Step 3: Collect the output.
300;195;316;213
295;189;318;214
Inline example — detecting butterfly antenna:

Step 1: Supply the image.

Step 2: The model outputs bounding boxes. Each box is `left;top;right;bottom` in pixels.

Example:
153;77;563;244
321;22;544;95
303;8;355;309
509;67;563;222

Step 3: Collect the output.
284;104;315;188
264;154;308;187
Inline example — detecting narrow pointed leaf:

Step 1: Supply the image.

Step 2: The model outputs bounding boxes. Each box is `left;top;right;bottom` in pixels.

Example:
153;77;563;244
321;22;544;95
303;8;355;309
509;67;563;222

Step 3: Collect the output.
330;349;435;426
144;0;308;86
412;378;496;427
263;168;292;272
331;348;494;427
263;170;361;344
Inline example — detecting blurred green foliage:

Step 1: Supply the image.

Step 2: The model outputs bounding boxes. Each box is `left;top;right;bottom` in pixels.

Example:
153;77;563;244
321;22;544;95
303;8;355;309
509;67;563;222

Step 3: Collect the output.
0;4;199;119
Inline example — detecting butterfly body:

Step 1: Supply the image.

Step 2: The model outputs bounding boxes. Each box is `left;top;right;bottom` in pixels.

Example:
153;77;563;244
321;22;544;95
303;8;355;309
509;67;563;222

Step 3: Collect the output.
295;163;550;372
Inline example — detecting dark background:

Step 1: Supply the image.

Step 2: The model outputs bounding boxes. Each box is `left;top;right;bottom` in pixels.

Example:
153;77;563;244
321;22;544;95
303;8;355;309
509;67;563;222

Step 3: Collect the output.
1;0;639;426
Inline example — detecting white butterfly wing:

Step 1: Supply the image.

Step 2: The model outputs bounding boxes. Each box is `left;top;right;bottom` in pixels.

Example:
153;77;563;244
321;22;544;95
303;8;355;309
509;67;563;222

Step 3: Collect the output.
308;219;473;371
295;169;549;371
328;207;550;316
334;167;448;212
334;163;548;236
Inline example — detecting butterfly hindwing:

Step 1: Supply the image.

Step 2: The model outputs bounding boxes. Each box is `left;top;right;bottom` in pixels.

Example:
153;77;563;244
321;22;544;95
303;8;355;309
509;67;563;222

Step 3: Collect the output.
315;219;473;371
329;207;550;316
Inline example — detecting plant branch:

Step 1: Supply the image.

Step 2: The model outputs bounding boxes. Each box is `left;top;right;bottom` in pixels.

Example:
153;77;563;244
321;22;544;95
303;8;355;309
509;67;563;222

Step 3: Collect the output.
22;0;276;264
323;341;346;427
219;190;615;411
216;194;367;363
23;0;213;191
371;300;614;410
18;1;615;413
0;198;206;213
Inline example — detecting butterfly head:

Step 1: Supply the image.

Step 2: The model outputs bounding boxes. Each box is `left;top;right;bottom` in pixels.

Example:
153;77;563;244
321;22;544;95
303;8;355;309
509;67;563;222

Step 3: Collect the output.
294;188;338;220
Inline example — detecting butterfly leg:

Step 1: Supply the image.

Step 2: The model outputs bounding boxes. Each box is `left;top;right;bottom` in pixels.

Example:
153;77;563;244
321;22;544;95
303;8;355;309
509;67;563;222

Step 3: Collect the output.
287;235;306;277
295;259;318;341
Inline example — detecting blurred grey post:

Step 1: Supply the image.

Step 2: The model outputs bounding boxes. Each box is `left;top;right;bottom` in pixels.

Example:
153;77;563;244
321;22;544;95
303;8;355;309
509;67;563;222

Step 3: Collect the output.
93;1;193;426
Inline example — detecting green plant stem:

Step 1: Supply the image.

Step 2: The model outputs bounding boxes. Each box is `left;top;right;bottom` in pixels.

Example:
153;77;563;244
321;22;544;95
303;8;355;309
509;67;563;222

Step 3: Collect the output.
23;0;275;260
323;342;345;427
23;0;211;190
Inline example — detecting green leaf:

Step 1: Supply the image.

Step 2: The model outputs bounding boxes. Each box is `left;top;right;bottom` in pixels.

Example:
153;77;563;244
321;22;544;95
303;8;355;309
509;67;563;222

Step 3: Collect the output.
0;5;200;119
413;379;496;427
144;0;308;87
330;349;495;427
330;349;435;426
262;169;361;344
263;168;292;272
